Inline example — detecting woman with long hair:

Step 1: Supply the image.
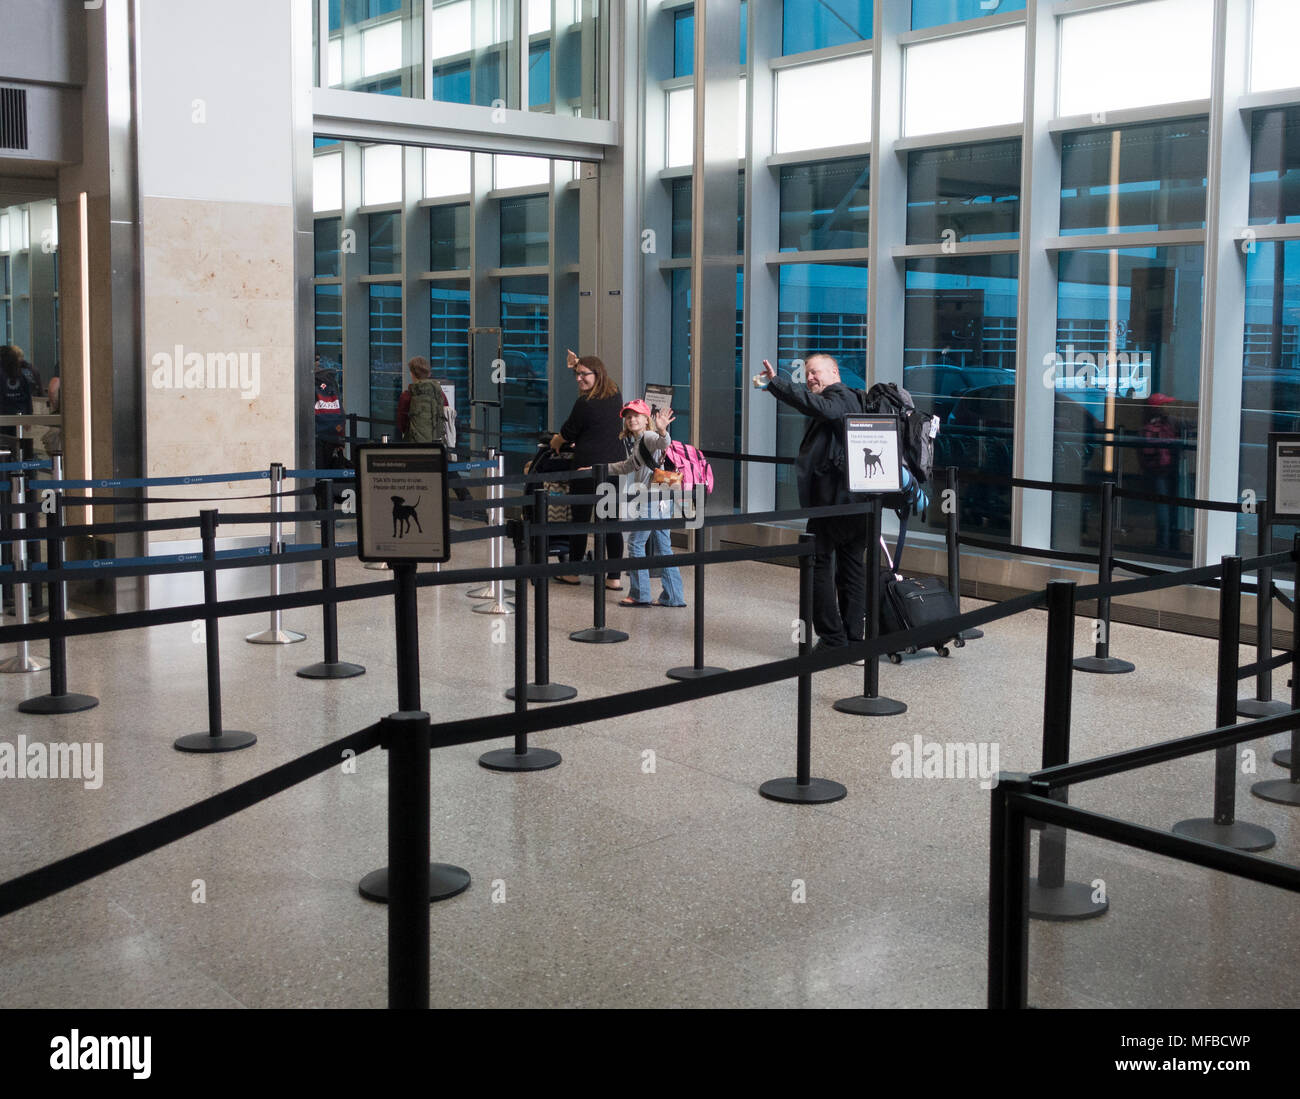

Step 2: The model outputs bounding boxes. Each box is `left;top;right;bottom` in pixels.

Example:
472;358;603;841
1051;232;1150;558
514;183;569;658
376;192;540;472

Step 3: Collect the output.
551;352;624;588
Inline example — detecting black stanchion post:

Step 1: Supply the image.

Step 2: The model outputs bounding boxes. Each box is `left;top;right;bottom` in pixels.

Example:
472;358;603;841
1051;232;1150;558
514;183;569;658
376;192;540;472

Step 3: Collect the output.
173;510;255;750
946;465;982;642
506;487;575;702
1173;555;1276;850
482;519;561;770
348;412;360;465
1253;534;1300;805
385;709;431;1010
1240;517;1287;717
1073;480;1134;674
835;497;906;716
988;774;1032;1009
760;534;847;804
359;562;470;904
298;480;365;680
17;477;98;715
1028;580;1106;921
667;519;726;681
569;463;627;644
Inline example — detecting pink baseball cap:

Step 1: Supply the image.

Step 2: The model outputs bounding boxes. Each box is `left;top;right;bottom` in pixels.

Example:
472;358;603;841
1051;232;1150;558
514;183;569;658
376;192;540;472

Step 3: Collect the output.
1147;392;1176;407
621;399;652;417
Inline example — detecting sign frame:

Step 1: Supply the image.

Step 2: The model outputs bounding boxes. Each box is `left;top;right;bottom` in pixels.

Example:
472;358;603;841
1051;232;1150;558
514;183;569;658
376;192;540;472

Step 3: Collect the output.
355;443;451;564
844;414;903;496
1266;431;1300;525
644;383;675;420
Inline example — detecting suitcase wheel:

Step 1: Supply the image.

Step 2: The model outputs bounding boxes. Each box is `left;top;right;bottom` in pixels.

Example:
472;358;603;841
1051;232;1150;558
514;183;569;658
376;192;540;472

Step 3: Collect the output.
937;645;950;658
906;645;918;655
888;653;902;665
954;637;965;648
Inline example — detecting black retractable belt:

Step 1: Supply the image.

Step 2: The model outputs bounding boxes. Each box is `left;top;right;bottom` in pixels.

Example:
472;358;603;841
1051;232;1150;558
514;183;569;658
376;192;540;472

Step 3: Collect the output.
1172;555;1276;851
297;479;365;680
173;510;254;751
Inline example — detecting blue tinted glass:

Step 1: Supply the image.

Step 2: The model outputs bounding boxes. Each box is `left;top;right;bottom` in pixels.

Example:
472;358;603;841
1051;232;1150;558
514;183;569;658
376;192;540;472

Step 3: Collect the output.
432;62;471;104
904;255;1018;540
430;283;471;405
910;0;1025;31
779;157;870;251
1060;120;1208;235
313;136;341;149
345;0;399;19
1239;240;1300;556
329;0;340;32
474;47;504;107
669;176;745;257
500;275;550;461
314;217;340;277
782;0;871;54
499;195;549;267
314;284;343;380
1053;246;1204;563
775;263;869;508
1249;107;1300;225
430;204;470;270
740;1;747;65
368;284;403;430
529;42;550;106
368;212;401;275
674;11;694;78
906;140;1019;244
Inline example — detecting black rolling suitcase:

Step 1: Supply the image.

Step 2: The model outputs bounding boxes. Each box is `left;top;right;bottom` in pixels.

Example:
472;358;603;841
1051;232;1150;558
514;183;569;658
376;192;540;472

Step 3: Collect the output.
878;539;964;664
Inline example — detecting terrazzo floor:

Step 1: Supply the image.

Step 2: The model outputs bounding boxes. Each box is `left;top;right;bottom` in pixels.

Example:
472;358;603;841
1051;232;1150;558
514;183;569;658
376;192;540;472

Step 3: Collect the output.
0;522;1296;1009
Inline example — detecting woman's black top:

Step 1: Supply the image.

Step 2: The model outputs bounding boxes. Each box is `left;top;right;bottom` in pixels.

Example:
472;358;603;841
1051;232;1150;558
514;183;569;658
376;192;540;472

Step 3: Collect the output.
560;391;624;470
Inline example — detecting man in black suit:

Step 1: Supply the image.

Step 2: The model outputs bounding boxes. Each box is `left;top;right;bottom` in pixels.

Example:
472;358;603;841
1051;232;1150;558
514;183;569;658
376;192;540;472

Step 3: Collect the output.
757;354;865;649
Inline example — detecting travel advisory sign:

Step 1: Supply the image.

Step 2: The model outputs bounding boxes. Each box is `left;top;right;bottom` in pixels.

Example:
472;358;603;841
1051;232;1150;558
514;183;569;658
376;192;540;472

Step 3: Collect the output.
1268;432;1300;523
356;444;450;563
844;414;903;495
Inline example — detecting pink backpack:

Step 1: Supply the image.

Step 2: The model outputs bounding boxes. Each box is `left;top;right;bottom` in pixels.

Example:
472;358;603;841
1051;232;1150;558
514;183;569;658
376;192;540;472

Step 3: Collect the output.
663;440;715;494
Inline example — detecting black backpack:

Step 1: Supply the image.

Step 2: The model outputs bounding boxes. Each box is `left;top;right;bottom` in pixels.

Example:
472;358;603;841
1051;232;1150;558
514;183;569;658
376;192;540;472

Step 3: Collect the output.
862;382;937;485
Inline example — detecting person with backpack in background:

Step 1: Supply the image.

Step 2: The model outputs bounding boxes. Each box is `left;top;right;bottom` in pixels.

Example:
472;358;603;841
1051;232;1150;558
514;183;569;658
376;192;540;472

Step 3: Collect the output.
398;357;448;443
1138;392;1181;553
600;399;685;608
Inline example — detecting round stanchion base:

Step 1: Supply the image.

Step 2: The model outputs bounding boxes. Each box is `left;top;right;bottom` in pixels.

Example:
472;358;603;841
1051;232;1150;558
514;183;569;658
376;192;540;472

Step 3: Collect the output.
246;628;307;645
18;691;99;715
759;777;848;804
478;746;563;771
1072;655;1135;674
1172;817;1276;852
666;665;728;681
832;694;907;716
1274;749;1293;768
1236;697;1291;718
467;586;515;599
0;653;49;674
1251;778;1300;806
569;627;629;644
297;660;366;680
471;600;515;615
1028;878;1109;922
959;628;984;641
358;863;471;904
173;730;257;753
505;682;578;702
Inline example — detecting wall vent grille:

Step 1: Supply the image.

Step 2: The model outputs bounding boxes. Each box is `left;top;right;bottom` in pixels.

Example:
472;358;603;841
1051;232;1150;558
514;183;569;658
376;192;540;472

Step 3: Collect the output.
0;88;30;150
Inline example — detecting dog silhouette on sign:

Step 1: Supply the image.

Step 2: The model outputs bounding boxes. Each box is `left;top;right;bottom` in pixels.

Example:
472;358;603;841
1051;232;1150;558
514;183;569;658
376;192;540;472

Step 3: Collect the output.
391;496;423;538
862;448;883;478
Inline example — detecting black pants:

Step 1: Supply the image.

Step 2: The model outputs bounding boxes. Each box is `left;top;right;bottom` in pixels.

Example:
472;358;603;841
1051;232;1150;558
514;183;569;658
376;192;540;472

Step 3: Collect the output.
568;475;623;580
808;515;867;646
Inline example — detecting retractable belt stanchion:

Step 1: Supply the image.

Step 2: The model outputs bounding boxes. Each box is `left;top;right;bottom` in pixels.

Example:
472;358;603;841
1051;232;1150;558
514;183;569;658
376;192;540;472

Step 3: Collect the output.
569;463;627;644
174;510;255;752
1073;480;1133;674
1239;517;1288;718
471;449;514;614
945;465;982;641
1028;580;1106;921
364;437;392;572
0;468;48;674
1253;533;1300;807
987;774;1032;1009
481;519;562;771
246;462;306;645
1173;555;1276;851
298;480;365;680
835;496;906;716
383;708;431;1009
505;487;575;702
359;561;470;904
18;457;97;714
761;533;846;803
667;514;726;681
466;449;498;598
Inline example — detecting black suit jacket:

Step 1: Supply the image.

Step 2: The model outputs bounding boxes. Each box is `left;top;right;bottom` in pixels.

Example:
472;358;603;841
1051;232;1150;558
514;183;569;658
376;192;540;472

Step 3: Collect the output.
765;377;864;508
